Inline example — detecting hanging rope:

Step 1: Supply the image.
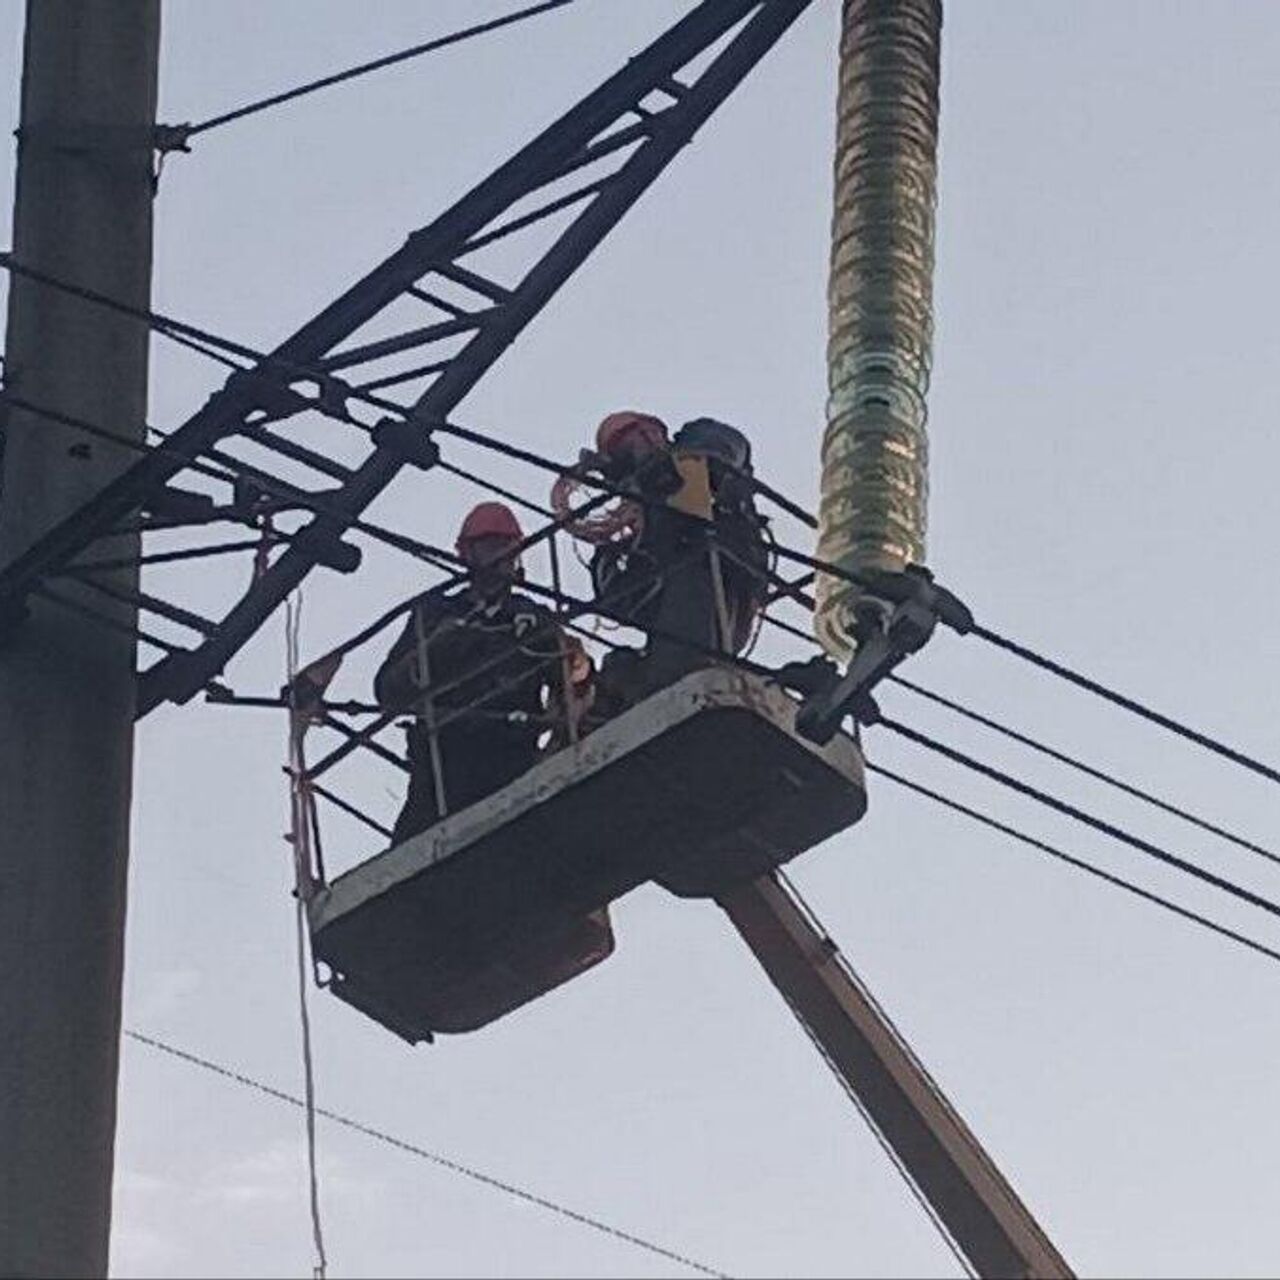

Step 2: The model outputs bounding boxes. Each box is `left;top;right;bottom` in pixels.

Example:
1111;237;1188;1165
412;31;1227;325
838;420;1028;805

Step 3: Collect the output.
285;591;330;1280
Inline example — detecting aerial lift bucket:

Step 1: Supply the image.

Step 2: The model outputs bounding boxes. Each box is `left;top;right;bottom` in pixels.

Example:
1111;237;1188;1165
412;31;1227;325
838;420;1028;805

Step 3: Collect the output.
307;665;867;1042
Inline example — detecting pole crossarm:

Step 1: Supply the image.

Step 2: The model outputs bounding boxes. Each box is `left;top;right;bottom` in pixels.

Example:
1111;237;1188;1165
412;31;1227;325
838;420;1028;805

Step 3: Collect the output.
0;0;815;718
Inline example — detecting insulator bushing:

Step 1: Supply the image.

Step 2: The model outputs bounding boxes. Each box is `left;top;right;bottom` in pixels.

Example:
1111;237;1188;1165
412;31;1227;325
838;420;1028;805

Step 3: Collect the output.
814;0;942;660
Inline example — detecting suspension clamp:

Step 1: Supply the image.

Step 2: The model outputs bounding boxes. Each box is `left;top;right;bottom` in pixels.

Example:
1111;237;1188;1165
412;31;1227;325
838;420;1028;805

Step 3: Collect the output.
794;565;972;744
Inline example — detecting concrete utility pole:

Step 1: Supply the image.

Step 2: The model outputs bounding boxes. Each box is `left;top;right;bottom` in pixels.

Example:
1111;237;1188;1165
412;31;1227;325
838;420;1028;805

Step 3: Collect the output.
0;3;160;1275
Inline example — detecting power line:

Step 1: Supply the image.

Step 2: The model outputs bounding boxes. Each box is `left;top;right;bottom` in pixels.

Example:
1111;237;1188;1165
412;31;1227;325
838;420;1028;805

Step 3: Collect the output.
0;257;817;544
866;763;1280;969
968;623;1280;788
715;556;1280;880
746;533;1280;795
16;370;1276;920
11;238;1277;854
167;2;577;145
885;674;1279;869
0;253;299;381
874;715;1280;925
436;458;555;519
9;239;1277;813
35;585;179;654
123;1029;730;1279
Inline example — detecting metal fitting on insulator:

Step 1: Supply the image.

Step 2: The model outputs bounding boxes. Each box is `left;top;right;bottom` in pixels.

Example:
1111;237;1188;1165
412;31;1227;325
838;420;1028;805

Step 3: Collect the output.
814;0;942;661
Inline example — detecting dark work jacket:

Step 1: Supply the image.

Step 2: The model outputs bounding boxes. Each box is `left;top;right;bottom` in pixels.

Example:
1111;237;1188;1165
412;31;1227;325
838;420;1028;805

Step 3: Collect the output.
590;452;768;650
374;586;562;837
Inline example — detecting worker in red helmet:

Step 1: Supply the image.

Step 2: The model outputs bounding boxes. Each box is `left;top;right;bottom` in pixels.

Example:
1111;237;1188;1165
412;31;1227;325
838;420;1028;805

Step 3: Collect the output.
374;501;578;844
582;410;682;632
595;410;670;470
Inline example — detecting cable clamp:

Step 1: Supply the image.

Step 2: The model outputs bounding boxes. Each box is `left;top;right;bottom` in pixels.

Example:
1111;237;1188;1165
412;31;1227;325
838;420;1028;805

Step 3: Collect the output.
144;485;219;523
153;123;193;155
226;368;313;421
371;417;440;472
795;565;972;744
293;522;362;575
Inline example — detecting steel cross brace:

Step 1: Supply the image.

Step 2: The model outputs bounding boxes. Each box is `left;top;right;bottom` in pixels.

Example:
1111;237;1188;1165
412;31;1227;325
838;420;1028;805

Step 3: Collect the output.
0;0;816;717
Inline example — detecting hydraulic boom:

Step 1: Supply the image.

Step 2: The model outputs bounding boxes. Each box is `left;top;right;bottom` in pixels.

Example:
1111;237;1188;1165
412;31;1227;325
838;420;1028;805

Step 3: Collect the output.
719;873;1073;1279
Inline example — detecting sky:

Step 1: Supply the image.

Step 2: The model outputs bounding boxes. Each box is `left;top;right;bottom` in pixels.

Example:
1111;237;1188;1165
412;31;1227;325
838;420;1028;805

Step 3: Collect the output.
4;1;1280;1276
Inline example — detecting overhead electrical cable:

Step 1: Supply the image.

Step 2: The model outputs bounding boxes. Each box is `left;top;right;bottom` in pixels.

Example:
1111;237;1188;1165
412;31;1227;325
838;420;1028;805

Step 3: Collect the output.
165;1;577;145
8;254;1276;816
708;555;1279;873
20;370;1274;921
874;716;1280;924
0;254;311;385
966;623;1280;788
7;252;1275;790
731;544;1280;794
263;444;1280;907
34;586;178;654
436;458;555;518
885;674;1279;869
0;258;818;544
123;1029;730;1279
865;763;1280;969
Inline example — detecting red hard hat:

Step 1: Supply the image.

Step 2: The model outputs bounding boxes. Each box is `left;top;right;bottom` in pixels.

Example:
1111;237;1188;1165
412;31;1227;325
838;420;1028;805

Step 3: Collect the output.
456;501;523;551
595;411;668;457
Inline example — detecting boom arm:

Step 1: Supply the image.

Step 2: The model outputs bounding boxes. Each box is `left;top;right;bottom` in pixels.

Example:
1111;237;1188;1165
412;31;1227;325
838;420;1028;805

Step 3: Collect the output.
719;873;1073;1279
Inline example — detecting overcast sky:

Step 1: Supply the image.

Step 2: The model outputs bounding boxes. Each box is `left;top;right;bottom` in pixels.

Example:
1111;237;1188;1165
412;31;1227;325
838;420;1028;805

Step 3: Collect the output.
4;2;1280;1276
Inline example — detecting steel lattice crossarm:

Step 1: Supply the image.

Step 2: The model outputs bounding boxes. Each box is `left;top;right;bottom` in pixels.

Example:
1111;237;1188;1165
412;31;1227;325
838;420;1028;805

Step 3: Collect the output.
0;0;816;719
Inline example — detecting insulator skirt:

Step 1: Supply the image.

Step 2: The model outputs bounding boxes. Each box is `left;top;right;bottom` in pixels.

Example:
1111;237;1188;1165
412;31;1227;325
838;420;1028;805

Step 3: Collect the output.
815;0;942;659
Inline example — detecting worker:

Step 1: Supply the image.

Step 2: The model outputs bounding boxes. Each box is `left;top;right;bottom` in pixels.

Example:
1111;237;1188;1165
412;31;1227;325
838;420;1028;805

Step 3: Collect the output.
585;411;683;633
671;415;771;654
374;501;577;844
563;412;770;689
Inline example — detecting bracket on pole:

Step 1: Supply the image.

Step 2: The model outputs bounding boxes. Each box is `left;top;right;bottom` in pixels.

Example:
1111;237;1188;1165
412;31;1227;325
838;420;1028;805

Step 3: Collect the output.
794;565;972;744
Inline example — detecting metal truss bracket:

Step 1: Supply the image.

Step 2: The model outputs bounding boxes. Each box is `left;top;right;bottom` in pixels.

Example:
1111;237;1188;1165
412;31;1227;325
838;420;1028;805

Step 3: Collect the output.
0;0;816;718
794;565;973;744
